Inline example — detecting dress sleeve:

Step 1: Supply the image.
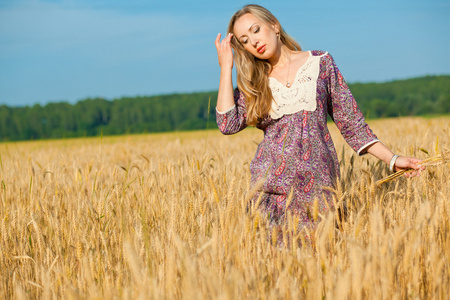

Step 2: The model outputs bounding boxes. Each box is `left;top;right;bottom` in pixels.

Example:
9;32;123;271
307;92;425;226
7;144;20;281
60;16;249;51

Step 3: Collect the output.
216;88;248;135
325;53;379;155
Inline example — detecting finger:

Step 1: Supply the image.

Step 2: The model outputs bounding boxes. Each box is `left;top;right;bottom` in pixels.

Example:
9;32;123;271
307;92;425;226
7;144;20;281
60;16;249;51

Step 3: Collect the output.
409;162;421;170
409;158;423;165
405;170;416;178
215;33;221;50
411;158;426;171
410;160;424;170
410;170;419;177
220;33;232;49
414;163;426;171
226;32;234;42
222;34;231;47
410;158;422;163
400;157;421;170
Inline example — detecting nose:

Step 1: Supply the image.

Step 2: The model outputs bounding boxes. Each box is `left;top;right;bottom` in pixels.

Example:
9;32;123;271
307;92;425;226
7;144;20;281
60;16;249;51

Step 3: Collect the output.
249;37;258;47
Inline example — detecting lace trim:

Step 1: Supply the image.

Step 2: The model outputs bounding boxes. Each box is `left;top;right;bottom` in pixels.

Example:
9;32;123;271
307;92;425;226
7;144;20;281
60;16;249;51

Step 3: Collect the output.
269;51;327;119
216;105;236;115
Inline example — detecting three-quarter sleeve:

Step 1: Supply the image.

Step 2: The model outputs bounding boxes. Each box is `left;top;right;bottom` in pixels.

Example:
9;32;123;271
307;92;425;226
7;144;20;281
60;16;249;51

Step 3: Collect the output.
325;53;379;155
216;88;248;135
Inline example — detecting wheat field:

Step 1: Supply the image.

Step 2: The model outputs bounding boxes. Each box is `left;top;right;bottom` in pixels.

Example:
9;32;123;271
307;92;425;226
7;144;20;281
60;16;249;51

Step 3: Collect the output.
0;117;449;299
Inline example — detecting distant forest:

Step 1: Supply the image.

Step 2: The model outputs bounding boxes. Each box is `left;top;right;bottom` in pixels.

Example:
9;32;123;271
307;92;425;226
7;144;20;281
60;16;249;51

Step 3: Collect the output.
0;75;449;141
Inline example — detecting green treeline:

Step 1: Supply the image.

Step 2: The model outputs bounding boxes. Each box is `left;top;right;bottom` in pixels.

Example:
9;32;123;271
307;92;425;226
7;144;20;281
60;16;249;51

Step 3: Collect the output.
0;75;449;142
0;92;218;141
350;75;450;118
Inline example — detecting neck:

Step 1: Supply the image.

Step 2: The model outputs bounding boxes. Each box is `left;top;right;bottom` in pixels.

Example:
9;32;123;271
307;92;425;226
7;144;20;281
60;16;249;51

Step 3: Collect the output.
268;45;290;68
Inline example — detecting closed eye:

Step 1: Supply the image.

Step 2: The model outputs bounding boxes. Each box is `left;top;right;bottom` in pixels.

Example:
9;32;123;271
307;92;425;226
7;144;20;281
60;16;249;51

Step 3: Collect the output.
240;26;260;44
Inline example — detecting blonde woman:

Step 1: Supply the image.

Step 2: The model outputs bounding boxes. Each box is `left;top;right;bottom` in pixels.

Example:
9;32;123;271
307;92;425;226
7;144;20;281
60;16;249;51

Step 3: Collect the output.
214;4;424;236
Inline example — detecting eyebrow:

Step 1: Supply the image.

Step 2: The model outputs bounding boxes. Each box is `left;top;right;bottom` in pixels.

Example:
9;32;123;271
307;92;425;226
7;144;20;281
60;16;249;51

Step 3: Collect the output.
238;23;258;40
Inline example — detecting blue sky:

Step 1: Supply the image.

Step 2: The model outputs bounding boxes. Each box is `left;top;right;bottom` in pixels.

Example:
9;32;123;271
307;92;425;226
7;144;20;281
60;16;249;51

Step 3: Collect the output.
0;0;449;106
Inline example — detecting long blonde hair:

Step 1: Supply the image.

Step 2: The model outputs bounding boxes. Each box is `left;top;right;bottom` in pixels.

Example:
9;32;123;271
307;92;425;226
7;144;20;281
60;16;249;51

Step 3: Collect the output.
227;4;301;126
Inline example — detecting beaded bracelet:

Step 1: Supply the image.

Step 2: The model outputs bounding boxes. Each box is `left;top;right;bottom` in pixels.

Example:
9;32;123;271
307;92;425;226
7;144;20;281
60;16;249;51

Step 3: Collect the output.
389;154;400;172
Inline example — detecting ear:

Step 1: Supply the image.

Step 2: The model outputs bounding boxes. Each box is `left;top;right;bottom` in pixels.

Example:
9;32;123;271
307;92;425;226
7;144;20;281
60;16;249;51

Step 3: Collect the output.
272;24;280;34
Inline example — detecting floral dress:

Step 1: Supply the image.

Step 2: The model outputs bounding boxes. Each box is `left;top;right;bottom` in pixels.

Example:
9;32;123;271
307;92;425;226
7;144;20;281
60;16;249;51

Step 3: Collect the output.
216;50;379;232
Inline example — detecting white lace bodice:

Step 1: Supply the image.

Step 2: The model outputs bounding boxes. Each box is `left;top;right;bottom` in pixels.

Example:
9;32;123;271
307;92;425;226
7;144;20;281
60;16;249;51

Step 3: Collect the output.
269;51;328;119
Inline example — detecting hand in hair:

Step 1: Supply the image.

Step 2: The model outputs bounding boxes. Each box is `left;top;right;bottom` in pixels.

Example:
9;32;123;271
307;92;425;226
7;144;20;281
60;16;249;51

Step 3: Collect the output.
215;33;234;70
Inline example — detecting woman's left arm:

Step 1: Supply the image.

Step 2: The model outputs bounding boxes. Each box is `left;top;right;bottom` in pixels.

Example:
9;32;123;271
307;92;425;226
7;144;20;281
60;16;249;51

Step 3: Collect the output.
364;142;425;177
325;53;424;177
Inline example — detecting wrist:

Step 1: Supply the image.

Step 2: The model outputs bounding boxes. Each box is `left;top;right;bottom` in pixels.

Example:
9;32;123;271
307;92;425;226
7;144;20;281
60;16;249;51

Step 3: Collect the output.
220;66;233;74
389;154;400;172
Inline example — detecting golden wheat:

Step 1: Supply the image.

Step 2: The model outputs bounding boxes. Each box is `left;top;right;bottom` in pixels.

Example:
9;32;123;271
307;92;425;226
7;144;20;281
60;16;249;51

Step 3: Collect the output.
0;117;449;299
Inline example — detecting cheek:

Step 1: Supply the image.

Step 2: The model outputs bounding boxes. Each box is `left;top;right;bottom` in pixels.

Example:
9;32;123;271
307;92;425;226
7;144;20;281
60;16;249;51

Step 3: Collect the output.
263;27;275;39
243;44;256;53
268;31;278;44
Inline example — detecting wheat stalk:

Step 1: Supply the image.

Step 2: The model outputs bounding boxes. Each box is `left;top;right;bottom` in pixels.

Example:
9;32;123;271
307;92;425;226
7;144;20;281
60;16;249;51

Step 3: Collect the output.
375;149;449;187
0;117;448;299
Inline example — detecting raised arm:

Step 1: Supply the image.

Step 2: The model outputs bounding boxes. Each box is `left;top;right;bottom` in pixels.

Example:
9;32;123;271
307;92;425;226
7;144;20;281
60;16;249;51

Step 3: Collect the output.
214;33;248;135
215;33;235;112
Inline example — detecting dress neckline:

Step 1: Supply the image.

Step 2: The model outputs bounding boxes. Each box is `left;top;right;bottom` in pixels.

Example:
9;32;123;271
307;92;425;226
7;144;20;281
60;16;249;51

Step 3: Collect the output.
268;50;312;88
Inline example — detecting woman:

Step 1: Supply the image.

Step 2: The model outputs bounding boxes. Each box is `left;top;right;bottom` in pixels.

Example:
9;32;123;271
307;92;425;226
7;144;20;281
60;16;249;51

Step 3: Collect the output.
214;4;424;233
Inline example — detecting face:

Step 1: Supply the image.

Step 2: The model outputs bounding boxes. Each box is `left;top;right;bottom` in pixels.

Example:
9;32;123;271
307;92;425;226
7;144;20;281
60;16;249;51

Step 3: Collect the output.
233;13;280;60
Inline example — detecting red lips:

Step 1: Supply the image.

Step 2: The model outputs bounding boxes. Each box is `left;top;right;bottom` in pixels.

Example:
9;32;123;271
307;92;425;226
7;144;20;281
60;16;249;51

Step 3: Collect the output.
257;45;266;53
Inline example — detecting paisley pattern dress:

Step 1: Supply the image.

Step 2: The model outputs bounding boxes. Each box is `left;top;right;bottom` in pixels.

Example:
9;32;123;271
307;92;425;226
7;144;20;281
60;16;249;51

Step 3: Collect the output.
216;50;379;232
